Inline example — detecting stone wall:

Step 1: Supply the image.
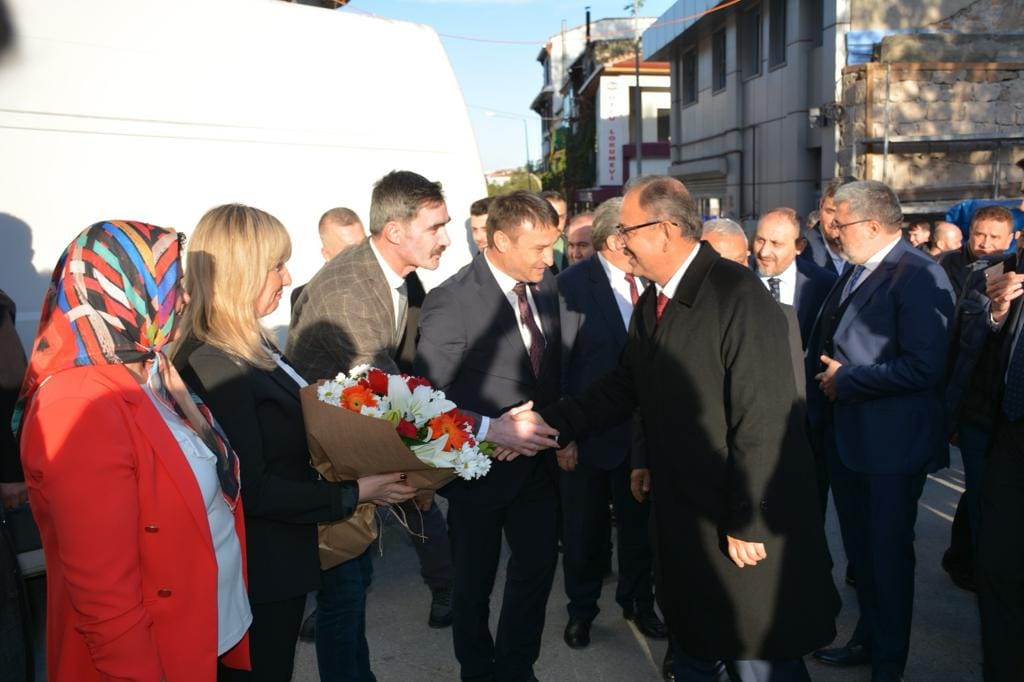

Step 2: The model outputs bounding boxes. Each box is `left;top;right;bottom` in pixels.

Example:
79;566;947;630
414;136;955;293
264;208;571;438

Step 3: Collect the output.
838;61;1024;203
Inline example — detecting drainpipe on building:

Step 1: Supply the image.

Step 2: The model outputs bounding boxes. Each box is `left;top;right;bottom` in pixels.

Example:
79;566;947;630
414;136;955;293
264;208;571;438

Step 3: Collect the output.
882;64;891;184
633;0;643;177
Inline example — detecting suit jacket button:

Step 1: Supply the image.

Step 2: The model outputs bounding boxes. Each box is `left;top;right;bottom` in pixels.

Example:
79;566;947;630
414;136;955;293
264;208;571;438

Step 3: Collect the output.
144;525;159;533
157;588;172;598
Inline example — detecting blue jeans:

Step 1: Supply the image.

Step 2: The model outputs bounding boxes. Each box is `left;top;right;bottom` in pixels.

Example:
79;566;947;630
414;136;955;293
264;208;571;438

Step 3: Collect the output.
315;550;375;682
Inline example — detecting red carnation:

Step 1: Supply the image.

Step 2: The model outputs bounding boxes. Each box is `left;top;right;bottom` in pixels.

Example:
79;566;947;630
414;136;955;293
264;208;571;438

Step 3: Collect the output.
366;369;389;396
406;375;432;391
396;419;418;439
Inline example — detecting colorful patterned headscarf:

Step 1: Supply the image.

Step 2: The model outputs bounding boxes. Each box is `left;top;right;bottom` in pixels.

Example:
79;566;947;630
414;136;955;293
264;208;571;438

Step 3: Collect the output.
18;220;240;509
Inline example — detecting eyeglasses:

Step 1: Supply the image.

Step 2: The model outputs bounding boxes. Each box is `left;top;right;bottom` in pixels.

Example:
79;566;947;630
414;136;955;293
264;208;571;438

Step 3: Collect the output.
832;218;872;232
615;219;677;237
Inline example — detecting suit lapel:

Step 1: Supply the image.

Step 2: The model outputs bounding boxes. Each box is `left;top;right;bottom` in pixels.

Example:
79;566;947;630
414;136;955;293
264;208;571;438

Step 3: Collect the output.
471;256;534;374
265;361;303;400
834;241;905;340
589;256;628;344
123;377;213;548
358;240;399;348
793;265;808;313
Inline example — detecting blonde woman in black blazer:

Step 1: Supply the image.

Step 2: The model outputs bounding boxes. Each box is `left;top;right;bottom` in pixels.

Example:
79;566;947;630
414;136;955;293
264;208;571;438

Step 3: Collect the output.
174;204;416;682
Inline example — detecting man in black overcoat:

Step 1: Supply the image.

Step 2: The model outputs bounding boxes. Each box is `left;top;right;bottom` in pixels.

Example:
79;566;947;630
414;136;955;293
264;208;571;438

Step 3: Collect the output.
538;176;839;681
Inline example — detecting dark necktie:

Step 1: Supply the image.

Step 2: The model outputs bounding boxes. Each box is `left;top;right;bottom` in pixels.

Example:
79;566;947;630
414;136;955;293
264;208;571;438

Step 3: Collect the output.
767;277;781;302
841;265;865;302
655;292;670;321
512;282;545;377
625;273;640;306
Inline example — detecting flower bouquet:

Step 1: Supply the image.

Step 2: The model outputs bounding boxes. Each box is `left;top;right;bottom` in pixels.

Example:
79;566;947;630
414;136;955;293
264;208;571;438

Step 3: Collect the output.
299;364;493;568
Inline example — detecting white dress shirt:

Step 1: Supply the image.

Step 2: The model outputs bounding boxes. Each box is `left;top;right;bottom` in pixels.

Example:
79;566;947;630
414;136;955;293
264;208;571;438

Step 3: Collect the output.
143;387;252;656
846;235;902;296
759;259;797;306
272;351;308;388
656;243;703;300
598;253;645;329
369;238;407;332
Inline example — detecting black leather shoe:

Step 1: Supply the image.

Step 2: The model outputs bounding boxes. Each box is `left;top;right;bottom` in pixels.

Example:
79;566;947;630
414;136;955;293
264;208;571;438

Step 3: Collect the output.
564;617;592;649
624;605;668;640
661;643;675;681
812;643;871;667
428;587;453;629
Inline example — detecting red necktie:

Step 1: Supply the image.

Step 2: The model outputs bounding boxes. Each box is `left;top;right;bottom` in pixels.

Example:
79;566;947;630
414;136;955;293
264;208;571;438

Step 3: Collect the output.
625;273;640;306
655;292;670;321
512;282;545;377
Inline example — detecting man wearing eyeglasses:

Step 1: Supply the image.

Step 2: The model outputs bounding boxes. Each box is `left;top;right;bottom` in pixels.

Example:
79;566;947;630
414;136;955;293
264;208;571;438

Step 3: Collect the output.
807;180;955;682
539;175;839;681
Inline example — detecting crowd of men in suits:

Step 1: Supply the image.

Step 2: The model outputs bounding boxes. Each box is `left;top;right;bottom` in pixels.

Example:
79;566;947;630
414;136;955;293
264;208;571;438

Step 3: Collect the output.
274;164;1024;682
3;160;1024;682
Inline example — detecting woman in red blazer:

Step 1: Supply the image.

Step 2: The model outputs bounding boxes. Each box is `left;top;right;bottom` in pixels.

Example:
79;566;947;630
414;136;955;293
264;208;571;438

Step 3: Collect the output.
17;221;251;681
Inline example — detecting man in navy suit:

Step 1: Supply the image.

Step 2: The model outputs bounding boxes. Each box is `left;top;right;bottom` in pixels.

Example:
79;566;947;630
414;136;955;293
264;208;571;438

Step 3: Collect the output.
753;207;837;348
800;178;850;277
807;181;955;682
556;197;664;652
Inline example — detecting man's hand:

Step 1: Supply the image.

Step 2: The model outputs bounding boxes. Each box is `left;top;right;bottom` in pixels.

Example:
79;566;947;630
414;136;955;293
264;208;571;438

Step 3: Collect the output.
726;535;767;568
814;354;843;401
986;271;1024;324
487;401;560;458
357;473;418;507
1;481;28;509
412;489;434;512
555;442;578;472
630;469;651;503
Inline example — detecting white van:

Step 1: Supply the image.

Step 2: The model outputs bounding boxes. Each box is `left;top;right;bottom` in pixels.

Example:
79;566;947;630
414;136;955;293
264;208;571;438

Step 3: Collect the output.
0;0;486;345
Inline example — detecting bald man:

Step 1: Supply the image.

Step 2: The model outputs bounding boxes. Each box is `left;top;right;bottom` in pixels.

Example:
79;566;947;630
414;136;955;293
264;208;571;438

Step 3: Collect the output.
566;213;595;265
928;221;963;259
292;208;366;309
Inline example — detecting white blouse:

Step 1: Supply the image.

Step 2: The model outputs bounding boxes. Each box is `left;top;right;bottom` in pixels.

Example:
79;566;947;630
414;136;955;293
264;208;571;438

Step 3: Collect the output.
143;387;252;655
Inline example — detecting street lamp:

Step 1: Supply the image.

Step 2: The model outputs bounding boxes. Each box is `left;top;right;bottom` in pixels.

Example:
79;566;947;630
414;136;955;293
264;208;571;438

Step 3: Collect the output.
483;110;532;176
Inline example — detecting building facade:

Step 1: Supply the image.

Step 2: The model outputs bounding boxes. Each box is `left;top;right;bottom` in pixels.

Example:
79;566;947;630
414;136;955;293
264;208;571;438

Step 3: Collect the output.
644;0;1024;225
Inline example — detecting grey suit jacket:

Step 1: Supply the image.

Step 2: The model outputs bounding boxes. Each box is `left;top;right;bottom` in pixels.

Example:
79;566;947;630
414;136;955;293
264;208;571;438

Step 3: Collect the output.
286;239;406;382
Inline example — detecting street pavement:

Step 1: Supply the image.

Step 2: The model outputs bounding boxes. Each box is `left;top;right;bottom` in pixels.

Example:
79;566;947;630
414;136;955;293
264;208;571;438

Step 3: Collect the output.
292;448;982;681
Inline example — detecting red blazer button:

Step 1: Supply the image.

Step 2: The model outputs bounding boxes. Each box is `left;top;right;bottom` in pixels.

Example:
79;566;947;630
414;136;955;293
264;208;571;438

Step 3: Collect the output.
144;525;159;533
157;588;172;598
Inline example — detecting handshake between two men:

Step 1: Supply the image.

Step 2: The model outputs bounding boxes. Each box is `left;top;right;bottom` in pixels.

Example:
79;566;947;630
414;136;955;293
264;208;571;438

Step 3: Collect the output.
485;400;562;461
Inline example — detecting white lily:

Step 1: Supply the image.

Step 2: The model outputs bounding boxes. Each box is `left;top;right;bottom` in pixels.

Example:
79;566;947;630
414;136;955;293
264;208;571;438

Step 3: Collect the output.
387;375;455;426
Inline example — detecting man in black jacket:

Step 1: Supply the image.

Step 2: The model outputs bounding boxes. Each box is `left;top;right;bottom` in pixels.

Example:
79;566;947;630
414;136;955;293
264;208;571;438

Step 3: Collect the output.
539;176;838;681
414;191;562;682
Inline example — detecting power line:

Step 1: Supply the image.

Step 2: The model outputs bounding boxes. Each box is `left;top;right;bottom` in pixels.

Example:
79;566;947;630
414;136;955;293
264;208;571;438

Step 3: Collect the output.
344;1;744;47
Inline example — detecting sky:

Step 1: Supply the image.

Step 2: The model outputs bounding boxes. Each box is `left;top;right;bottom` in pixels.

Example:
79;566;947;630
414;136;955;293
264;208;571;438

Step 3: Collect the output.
341;0;678;173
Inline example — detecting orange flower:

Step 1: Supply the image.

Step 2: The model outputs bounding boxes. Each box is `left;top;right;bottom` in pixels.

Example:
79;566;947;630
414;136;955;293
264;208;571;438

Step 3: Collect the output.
341;384;378;412
428;411;469;451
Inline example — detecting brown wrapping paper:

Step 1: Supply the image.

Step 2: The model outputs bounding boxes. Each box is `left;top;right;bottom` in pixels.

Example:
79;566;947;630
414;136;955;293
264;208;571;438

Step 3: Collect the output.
300;382;457;569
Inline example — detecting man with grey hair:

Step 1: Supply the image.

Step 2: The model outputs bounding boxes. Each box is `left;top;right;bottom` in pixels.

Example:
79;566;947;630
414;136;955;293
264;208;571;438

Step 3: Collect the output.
555;196;664;656
700;218;749;266
540;175;839;681
807;180;955;681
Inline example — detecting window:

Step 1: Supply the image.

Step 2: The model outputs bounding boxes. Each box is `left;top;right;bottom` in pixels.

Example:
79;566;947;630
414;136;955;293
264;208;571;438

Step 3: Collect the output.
712;29;727;92
739;5;762;79
657;108;671;142
681;49;698;105
769;0;787;67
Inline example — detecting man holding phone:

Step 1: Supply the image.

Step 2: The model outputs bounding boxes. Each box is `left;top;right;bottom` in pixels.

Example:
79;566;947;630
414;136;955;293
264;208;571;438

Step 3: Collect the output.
974;157;1024;679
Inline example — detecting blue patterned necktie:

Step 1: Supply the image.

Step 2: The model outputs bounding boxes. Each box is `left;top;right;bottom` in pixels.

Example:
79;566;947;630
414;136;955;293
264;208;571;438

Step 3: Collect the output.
840;265;865;302
1003;321;1024;421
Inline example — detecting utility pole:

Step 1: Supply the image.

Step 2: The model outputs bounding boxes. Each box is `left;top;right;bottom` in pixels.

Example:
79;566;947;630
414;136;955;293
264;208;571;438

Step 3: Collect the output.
632;0;643;177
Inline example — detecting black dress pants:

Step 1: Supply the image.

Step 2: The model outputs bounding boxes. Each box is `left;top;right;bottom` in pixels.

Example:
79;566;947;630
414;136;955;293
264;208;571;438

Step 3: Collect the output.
218;594;306;682
977;417;1024;681
446;465;558;682
560;456;654;621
